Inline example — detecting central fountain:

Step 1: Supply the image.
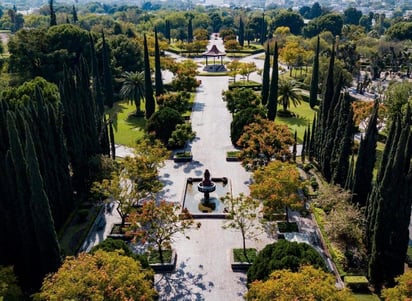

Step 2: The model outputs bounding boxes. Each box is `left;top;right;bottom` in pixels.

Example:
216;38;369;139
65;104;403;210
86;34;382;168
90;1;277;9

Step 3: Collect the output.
197;169;216;202
182;169;230;218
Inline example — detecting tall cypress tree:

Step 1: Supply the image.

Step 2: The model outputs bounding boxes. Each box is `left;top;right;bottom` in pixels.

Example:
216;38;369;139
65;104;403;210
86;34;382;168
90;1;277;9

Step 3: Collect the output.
72;5;78;23
367;108;412;292
309;36;320;109
305;124;311;161
24;122;61;285
90;33;104;115
309;115;316;161
259;12;266;45
109;118;116;160
187;17;193;43
267;42;278;121
144;34;155;119
292;130;297;162
301;129;307;163
239;16;245;47
49;0;57;26
154;28;164;96
261;42;270;106
352;100;379;206
165;20;171;44
331;92;354;186
101;31;114;108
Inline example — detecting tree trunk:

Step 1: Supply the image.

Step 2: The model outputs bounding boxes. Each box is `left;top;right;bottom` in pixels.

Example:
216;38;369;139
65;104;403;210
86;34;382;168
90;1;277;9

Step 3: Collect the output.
158;244;164;264
242;229;249;262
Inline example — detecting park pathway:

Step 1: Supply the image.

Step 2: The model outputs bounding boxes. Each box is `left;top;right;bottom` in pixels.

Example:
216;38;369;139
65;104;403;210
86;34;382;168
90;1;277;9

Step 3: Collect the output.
155;69;272;301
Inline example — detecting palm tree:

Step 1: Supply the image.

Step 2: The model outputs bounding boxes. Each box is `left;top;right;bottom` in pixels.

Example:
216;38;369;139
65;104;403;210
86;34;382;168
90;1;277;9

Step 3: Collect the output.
119;71;145;115
278;79;302;112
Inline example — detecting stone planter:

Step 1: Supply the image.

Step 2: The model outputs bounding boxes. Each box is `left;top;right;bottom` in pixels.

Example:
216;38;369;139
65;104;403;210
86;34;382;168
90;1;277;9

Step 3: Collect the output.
230;249;255;271
107;223;133;241
149;249;177;273
173;151;193;162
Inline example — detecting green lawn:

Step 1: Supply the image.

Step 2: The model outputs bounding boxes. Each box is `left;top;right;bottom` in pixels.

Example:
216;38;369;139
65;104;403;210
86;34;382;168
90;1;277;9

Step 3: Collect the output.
106;101;146;147
276;101;318;143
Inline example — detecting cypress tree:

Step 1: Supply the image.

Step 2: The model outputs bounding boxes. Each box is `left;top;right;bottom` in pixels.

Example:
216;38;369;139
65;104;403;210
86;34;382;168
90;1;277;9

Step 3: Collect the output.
72;5;78;23
90;33;104;115
292;130;297;162
109;118;116;160
165;20;171;44
239;16;245;47
102;31;114;108
301;129;307;163
24;122;61;285
259;12;266;45
261;42;270;106
309;36;320;109
331;92;354;186
267;42;278;121
345;153;355;190
352;99;379;206
309;115;316;161
154;28;164;96
187;17;193;43
305;124;311;161
49;0;56;26
367;108;412;292
144;34;155;119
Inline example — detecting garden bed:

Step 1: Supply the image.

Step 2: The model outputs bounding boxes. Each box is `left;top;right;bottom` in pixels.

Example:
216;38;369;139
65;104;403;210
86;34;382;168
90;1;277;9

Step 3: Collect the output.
226;150;241;161
173;151;193;162
231;248;257;271
148;249;177;272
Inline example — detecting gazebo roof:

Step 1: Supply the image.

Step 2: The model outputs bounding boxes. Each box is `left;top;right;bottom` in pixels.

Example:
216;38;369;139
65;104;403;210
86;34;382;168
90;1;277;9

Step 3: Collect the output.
202;44;226;57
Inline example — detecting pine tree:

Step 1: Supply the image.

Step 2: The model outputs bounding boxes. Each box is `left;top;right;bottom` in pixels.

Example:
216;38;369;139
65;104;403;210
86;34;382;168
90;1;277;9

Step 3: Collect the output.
367;108;412;292
72;5;78;23
352;100;379;206
267;42;278;121
261;42;270;106
101;31;114;108
49;0;57;26
239;16;245;47
144;34;155;119
154;28;164;96
309;36;320;109
187;17;193;43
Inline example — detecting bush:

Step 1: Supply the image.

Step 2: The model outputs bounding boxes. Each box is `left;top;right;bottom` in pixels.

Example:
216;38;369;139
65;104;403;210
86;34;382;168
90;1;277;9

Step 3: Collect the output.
247;240;327;283
146;107;184;145
77;209;89;222
231;107;266;145
168;123;196;148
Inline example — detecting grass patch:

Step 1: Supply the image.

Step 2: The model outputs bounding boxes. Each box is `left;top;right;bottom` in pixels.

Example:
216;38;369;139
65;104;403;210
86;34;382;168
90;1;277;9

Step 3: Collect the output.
276;100;318;143
233;248;257;263
227;150;240;158
148;249;173;264
277;221;299;232
106;101;146;147
175;151;192;158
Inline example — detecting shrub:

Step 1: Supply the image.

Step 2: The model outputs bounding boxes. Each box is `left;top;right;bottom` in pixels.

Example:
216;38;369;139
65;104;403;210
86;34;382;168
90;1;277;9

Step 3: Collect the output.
168;123;196;148
230;107;266;145
146;107;184;145
77;209;89;222
247;240;327;283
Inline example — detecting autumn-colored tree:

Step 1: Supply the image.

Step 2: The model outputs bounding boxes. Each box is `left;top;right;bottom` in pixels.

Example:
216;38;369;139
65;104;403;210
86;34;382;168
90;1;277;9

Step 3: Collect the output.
245;265;355;301
279;40;308;77
221;193;262;262
239;62;257;82
237;117;294;170
250;161;302;219
226;60;242;83
130;200;200;264
34;250;157;301
381;270;412;300
224;39;241;53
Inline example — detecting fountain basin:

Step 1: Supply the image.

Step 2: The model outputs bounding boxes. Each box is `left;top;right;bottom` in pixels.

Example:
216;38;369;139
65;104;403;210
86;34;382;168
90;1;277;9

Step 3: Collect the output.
197;182;216;193
182;177;231;218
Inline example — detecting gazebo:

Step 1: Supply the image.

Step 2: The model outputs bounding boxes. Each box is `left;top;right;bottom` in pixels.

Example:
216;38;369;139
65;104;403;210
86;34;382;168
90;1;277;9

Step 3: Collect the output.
202;44;226;72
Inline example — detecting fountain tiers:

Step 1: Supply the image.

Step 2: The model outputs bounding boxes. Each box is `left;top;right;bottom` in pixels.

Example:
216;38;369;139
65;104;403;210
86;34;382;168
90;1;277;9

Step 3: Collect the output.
182;177;231;218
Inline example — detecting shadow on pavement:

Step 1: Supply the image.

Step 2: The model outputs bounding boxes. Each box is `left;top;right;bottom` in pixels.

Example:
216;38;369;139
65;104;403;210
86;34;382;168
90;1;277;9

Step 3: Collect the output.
155;260;214;300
